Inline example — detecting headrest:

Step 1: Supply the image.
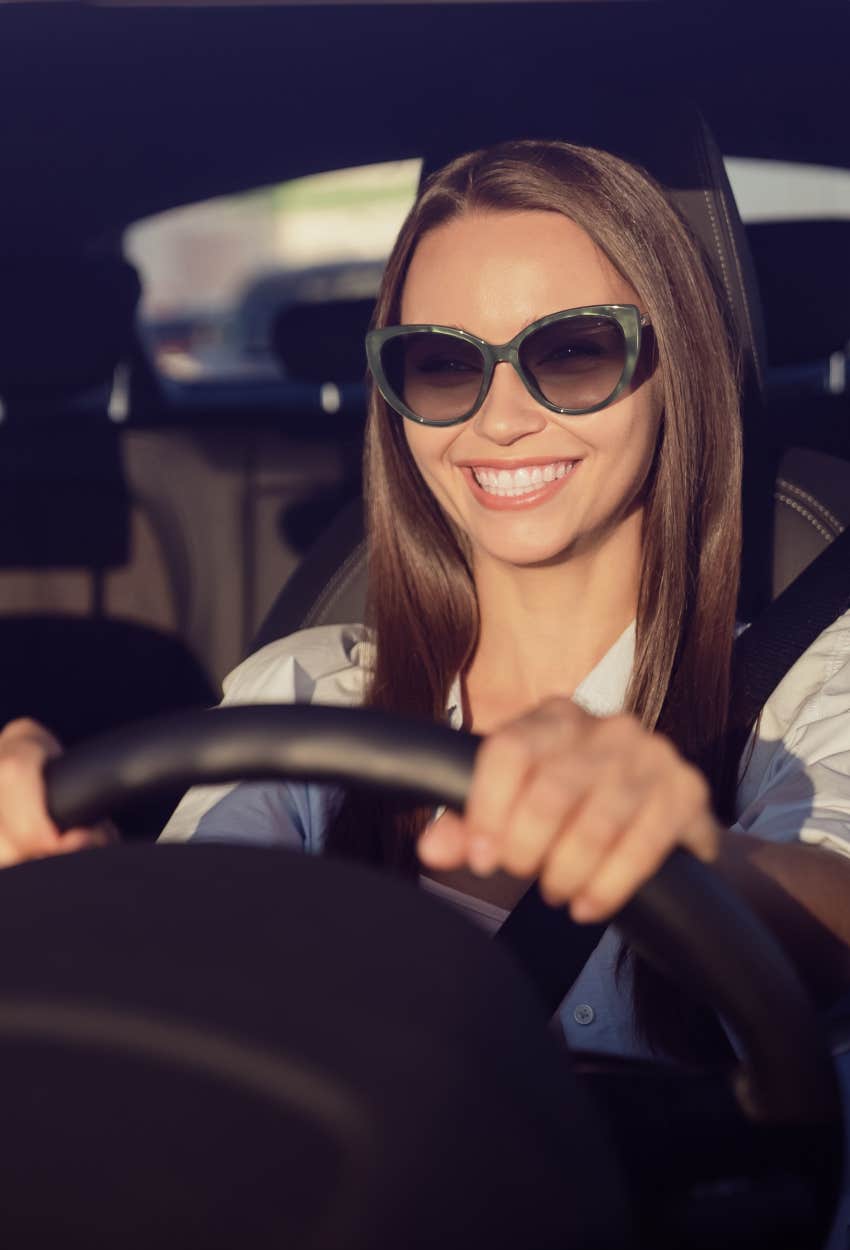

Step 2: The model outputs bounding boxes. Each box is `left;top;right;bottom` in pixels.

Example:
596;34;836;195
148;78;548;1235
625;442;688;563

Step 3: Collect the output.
272;297;375;383
0;421;130;568
747;220;850;364
419;101;767;396
647;112;767;392
0;255;140;400
239;260;383;361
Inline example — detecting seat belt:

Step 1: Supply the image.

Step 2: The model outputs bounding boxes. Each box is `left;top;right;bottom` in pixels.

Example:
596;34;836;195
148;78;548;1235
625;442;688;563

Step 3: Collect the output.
495;882;607;1013
497;522;850;1017
726;521;850;764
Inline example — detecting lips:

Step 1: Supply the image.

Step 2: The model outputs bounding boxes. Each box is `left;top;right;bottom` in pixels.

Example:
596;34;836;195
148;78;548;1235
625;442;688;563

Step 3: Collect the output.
462;460;580;511
471;460;576;496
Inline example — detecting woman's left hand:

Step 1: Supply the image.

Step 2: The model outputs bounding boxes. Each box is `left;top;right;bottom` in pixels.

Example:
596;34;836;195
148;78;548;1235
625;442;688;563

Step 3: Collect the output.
417;697;721;922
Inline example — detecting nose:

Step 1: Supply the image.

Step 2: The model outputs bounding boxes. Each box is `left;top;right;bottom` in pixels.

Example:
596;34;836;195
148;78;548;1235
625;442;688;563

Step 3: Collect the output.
471;360;547;445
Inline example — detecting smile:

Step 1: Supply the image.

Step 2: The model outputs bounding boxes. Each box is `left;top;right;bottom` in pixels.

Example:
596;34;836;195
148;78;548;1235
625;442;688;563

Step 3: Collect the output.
462;459;581;511
471;460;578;496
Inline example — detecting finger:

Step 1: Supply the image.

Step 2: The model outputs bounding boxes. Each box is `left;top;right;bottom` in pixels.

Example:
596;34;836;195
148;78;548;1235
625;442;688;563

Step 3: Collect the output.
678;805;721;863
0;826;112;868
0;738;63;852
462;733;537;872
495;753;594;879
567;817;678;921
464;702;586;868
417;810;469;868
53;829;114;856
536;768;646;903
0;718;62;755
0;838;33;869
567;792;719;922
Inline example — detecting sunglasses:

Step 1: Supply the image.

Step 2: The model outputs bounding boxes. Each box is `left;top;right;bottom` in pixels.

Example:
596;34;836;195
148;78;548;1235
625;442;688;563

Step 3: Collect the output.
366;304;650;427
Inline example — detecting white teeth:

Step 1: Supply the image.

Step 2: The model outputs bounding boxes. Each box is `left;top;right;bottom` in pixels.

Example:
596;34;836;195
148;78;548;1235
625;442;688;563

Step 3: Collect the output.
471;461;575;497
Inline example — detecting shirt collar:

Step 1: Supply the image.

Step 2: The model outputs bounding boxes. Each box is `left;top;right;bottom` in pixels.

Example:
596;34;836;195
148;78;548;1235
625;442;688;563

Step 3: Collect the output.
445;620;636;729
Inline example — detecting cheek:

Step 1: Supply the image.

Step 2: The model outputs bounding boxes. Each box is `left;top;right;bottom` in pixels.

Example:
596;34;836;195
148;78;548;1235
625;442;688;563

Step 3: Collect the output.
403;426;472;532
403;424;454;488
616;384;662;460
587;401;662;499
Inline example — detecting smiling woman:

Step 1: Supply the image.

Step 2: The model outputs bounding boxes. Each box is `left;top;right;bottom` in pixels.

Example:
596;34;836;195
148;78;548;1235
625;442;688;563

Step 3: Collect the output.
354;140;739;790
157;141;850;1066
395;213;661;590
4;139;850;1074
314;140;744;1059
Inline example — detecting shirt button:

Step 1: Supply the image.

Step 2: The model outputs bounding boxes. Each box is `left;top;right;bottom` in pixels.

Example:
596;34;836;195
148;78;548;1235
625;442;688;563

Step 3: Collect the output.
573;1004;595;1026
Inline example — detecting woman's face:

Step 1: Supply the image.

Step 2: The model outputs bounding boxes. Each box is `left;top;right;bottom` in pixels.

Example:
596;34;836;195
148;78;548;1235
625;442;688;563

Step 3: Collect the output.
400;210;662;569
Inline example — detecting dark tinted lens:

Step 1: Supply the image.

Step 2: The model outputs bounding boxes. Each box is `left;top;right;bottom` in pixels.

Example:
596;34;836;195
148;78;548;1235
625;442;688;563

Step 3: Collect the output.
519;316;626;411
381;331;485;423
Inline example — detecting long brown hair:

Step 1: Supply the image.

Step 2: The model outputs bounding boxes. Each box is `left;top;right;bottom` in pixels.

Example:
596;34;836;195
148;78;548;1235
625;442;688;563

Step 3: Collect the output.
325;140;743;1063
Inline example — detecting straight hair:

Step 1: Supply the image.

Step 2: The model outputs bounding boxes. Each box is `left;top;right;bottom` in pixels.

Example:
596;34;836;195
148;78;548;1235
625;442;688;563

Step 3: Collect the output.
324;140;743;1064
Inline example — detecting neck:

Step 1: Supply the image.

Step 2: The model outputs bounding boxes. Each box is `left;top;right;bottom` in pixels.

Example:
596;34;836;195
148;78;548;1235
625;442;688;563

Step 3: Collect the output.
465;512;642;730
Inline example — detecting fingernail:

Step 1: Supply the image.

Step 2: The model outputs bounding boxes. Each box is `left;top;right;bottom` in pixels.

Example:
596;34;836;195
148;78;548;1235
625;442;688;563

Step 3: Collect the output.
418;827;439;859
468;836;497;875
570;897;599;923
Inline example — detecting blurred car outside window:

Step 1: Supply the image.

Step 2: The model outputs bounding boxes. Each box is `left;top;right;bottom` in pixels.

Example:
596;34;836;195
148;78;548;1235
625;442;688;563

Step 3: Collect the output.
724;157;850;400
124;159;422;387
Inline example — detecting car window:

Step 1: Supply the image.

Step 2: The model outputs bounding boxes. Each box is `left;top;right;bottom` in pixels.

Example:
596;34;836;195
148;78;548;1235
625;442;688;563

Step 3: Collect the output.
724;158;850;397
124;159;422;387
724;157;850;222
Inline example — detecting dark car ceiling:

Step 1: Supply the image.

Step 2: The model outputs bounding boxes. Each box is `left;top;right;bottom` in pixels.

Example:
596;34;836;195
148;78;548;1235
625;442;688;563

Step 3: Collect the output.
0;0;846;254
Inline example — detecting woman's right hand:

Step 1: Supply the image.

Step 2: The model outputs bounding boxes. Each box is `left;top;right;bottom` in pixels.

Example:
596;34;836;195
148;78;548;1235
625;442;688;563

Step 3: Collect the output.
0;719;114;867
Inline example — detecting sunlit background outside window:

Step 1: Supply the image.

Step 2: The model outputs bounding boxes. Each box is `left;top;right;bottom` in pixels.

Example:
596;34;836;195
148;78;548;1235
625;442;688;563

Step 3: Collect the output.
125;159;421;383
724;157;850;222
125;156;849;386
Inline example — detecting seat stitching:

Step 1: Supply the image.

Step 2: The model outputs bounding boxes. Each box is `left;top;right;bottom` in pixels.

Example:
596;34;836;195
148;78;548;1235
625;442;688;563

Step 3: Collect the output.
303;547;365;628
701;187;733;314
714;179;764;383
775;477;844;535
302;543;367;629
693;119;762;383
775;492;835;544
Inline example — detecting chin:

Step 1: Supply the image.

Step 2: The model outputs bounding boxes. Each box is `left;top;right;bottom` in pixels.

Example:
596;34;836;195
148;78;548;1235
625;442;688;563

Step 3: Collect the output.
474;532;580;568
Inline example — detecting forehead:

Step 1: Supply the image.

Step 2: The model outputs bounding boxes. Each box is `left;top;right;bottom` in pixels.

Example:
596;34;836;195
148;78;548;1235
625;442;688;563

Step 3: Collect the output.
400;210;636;336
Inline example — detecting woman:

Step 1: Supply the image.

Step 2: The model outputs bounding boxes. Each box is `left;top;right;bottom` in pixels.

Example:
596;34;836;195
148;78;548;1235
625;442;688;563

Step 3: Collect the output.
3;140;850;1060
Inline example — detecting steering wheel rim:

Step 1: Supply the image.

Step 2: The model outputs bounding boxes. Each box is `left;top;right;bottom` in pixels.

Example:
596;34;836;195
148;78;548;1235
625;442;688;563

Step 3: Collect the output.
43;703;840;1126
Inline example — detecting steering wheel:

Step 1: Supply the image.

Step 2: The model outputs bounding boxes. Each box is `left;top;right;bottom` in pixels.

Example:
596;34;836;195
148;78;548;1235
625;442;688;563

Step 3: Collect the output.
37;703;843;1248
43;703;838;1123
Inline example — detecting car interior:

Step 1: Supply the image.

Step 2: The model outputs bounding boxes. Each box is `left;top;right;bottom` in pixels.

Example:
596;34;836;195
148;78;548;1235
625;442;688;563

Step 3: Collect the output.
0;0;848;1246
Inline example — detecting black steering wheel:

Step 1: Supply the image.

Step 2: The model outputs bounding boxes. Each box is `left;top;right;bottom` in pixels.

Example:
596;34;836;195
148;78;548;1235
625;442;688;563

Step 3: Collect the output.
35;703;843;1249
44;703;838;1124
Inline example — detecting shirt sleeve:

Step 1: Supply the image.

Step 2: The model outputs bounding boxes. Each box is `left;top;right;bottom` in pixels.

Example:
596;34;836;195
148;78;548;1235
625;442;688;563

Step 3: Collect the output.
158;624;372;849
171;777;340;854
731;609;850;859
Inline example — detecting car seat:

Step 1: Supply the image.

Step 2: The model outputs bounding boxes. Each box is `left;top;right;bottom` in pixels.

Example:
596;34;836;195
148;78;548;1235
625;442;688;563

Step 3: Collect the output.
0;254;217;833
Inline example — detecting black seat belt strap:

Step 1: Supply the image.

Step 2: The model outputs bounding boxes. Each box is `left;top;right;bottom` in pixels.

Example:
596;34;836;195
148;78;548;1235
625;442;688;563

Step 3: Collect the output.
495;882;606;1013
727;521;850;760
